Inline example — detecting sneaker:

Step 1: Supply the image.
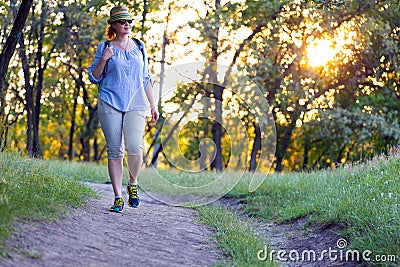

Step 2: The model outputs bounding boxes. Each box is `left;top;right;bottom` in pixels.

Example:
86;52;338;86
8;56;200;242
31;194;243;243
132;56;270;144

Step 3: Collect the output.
109;197;124;213
127;184;140;208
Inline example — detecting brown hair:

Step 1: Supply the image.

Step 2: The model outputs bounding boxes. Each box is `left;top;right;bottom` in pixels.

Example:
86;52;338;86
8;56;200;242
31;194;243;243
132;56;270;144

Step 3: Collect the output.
106;24;116;40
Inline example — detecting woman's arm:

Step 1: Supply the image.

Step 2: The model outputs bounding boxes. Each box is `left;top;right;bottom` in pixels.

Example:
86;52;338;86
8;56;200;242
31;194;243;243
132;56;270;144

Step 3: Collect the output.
145;82;159;122
141;39;159;122
88;43;114;83
91;57;107;80
91;45;114;80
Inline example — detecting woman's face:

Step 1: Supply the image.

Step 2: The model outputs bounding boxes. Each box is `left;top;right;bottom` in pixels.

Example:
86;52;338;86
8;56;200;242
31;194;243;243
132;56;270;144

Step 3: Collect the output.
113;19;132;36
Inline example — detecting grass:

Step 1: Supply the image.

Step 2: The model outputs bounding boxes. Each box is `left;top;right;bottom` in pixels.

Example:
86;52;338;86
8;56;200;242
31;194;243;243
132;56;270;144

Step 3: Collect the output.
1;150;398;266
196;205;277;267
45;159;110;183
226;151;400;265
0;152;95;254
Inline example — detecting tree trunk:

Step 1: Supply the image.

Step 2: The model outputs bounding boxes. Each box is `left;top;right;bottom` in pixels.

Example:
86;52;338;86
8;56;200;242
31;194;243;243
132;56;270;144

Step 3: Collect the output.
31;3;47;158
249;124;261;172
211;84;223;171
302;141;309;170
140;0;149;37
335;144;347;165
209;0;223;171
144;127;159;165
275;110;301;172
199;124;209;170
68;85;79;160
152;6;170;168
0;113;10;151
18;33;34;156
76;55;99;161
93;135;99;162
0;0;33;103
79;106;98;161
151;128;161;167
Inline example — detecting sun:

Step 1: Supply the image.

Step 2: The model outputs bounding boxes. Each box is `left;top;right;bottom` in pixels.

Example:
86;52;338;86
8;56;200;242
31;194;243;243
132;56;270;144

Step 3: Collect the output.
306;29;356;68
306;38;338;67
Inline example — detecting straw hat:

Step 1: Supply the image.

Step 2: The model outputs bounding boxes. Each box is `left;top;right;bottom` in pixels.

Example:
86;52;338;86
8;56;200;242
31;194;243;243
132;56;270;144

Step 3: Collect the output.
107;6;133;24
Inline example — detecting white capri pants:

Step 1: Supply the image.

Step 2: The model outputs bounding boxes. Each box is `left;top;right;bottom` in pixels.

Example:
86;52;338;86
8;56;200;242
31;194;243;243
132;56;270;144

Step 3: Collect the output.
98;100;146;159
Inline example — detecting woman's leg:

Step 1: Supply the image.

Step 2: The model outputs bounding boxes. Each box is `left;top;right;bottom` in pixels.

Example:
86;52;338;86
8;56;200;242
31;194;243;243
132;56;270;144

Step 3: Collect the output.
98;100;125;197
124;110;146;183
108;159;124;196
127;155;142;183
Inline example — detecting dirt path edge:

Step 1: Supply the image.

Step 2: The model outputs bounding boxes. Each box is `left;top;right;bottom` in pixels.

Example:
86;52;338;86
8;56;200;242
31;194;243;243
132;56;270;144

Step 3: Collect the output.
1;182;220;267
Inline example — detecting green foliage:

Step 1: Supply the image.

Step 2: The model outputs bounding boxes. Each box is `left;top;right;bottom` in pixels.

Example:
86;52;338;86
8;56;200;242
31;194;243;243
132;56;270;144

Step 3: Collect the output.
301;105;400;169
0;152;95;248
246;0;399;171
1;0;399;172
196;205;277;267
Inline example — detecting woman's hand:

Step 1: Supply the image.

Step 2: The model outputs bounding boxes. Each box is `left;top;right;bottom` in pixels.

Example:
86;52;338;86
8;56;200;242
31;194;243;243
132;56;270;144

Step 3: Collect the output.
102;45;114;61
145;83;159;122
151;106;159;122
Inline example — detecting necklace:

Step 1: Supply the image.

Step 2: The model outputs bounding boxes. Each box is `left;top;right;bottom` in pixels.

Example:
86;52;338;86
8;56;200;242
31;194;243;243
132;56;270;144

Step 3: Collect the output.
115;39;129;51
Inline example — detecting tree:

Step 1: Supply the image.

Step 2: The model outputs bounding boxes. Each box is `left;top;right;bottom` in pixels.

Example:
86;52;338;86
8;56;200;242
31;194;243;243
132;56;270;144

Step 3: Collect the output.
17;0;59;157
0;0;33;151
1;0;398;173
247;0;399;171
0;0;33;104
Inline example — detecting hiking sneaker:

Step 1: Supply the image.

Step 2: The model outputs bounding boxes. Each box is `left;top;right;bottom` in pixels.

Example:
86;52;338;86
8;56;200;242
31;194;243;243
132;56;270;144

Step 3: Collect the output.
109;197;124;213
127;184;140;208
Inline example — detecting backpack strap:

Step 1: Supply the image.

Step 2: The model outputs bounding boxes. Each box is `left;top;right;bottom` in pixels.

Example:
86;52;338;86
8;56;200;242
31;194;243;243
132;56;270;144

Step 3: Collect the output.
102;40;111;77
132;38;145;63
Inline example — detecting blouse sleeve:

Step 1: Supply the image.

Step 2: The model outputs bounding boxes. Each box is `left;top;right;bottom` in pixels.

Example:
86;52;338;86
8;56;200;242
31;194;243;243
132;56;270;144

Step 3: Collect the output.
88;42;106;84
141;40;152;90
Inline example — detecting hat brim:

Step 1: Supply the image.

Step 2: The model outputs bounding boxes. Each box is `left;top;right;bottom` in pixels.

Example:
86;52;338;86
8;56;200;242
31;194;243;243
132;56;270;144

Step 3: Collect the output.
107;13;134;24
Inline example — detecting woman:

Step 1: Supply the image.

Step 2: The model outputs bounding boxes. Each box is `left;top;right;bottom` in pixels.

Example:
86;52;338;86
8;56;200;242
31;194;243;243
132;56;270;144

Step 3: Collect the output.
88;6;159;213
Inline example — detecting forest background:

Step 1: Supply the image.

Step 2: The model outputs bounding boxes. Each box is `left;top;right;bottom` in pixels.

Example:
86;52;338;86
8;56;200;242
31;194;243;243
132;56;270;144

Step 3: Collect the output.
0;0;399;173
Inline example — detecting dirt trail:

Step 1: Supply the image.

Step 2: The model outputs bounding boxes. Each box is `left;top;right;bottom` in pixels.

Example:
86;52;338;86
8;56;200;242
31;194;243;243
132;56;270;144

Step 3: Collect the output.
2;184;362;267
219;197;359;267
2;183;220;267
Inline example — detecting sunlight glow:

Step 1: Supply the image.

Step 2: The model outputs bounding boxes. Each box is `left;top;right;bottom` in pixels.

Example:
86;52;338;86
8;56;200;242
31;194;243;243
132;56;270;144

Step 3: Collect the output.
306;22;358;68
307;39;337;67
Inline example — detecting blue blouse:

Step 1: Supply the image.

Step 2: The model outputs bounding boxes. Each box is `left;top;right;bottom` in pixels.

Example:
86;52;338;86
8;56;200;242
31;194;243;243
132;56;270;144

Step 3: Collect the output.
88;39;152;112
